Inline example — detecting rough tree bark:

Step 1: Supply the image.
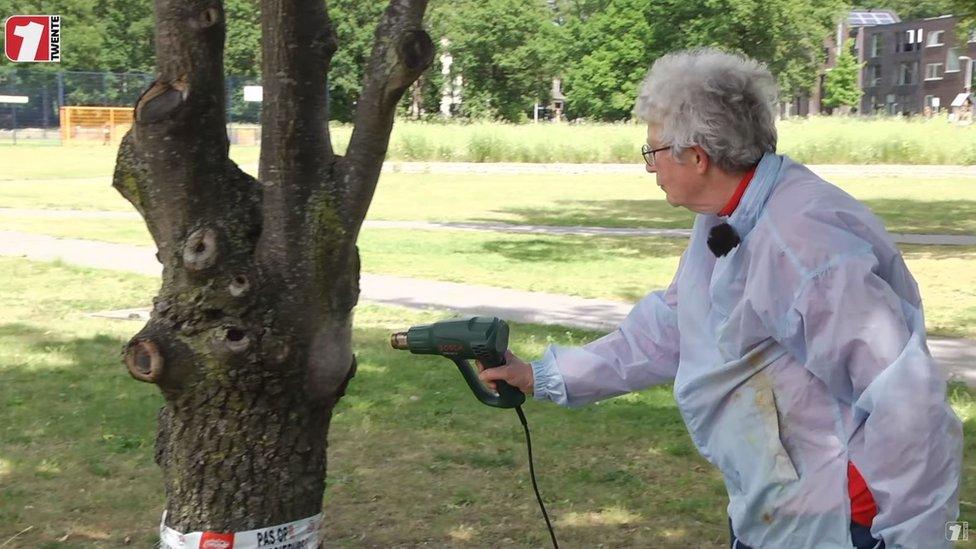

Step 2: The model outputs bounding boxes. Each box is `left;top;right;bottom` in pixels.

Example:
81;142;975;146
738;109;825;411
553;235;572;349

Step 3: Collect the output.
112;0;433;537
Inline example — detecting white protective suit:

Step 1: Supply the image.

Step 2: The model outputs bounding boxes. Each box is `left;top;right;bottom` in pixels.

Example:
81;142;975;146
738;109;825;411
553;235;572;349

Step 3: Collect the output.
531;153;963;548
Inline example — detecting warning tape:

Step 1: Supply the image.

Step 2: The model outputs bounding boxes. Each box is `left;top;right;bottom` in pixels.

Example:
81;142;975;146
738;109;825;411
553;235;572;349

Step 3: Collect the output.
159;511;322;549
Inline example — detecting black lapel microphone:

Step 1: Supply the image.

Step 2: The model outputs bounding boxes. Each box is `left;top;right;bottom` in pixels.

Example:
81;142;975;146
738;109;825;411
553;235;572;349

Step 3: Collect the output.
707;223;740;257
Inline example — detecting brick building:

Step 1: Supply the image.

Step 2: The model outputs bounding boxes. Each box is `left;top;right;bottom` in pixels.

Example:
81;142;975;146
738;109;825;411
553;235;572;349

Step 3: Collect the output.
799;9;899;116
858;15;976;115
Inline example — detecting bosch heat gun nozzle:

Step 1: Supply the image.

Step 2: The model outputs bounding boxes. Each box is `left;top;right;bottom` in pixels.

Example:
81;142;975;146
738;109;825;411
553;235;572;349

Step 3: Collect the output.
390;332;409;350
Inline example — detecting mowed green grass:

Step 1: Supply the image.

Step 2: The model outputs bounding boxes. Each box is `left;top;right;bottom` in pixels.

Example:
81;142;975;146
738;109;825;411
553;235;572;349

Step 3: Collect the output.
1;214;974;339
0;258;973;547
2;171;976;235
0;258;715;547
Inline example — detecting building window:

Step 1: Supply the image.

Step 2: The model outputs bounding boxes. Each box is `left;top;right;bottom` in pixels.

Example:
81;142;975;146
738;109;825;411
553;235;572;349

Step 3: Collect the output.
897;62;917;85
868;65;882;86
896;30;911;52
946;48;961;72
896;29;924;52
927;30;945;47
870;34;883;58
925;63;943;80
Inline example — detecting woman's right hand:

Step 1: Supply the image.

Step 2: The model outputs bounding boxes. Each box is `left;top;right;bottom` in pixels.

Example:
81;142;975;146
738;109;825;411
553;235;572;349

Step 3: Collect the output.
476;350;534;395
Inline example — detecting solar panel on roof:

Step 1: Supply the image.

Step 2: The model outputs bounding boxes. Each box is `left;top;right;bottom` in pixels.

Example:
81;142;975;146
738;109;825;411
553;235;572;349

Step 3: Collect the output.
847;11;897;27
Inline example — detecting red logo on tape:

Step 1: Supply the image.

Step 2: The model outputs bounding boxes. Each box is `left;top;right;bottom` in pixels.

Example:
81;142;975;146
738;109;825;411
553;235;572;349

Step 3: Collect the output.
199;532;234;549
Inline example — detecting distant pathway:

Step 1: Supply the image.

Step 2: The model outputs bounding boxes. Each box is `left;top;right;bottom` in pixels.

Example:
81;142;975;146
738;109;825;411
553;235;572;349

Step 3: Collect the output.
1;230;973;387
2;209;974;246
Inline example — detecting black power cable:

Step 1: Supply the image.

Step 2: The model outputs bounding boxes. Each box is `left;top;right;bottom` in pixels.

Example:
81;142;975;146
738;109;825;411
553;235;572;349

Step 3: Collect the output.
515;405;559;549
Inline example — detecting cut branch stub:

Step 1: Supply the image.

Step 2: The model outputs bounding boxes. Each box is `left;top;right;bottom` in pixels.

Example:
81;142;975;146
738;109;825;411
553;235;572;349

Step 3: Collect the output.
125;339;164;383
398;30;434;72
182;227;218;271
189;5;222;30
222;326;251;353
135;78;189;124
228;274;251;297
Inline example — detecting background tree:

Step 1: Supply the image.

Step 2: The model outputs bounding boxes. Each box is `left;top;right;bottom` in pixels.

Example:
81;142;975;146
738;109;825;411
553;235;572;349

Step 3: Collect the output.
95;0;156;73
113;0;432;535
945;0;976;37
558;0;658;120
823;40;863;112
327;0;389;121
223;0;260;77
433;0;562;121
648;0;847;100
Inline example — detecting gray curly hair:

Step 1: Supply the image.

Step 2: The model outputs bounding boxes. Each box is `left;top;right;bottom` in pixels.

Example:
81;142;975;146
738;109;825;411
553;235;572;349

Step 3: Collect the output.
634;48;778;172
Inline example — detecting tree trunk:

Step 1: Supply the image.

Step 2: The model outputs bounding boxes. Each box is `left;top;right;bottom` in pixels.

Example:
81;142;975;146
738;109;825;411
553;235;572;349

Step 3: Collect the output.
112;0;432;538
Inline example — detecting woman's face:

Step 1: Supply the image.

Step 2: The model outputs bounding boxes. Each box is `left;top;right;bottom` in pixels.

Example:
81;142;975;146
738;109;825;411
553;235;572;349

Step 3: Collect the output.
645;124;711;212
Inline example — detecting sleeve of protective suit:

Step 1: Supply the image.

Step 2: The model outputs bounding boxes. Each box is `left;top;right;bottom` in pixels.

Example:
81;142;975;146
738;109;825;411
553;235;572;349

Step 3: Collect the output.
531;281;681;408
774;251;962;548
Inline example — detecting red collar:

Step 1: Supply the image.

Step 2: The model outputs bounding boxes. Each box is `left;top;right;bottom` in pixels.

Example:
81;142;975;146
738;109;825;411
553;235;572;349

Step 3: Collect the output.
718;165;757;217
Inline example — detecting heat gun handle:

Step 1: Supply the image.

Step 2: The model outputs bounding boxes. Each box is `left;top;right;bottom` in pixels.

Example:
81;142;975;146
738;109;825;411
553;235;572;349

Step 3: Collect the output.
451;357;525;409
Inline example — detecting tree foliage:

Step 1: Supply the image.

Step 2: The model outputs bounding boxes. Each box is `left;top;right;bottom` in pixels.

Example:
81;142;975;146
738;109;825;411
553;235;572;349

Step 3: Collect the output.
823;40;863;110
327;0;388;121
224;0;261;77
557;0;659;120
5;0;967;122
648;0;847;99
430;0;561;121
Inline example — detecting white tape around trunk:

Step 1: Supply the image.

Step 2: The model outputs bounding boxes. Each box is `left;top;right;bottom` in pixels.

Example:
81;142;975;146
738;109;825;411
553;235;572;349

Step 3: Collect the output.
159;511;322;549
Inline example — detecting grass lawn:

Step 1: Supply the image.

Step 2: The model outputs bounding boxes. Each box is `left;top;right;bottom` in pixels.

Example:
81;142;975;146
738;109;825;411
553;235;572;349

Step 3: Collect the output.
0;214;974;340
0;258;711;547
1;258;973;547
2;172;976;235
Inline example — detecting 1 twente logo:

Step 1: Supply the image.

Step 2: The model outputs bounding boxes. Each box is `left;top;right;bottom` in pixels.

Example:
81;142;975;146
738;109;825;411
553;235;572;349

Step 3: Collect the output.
4;15;61;62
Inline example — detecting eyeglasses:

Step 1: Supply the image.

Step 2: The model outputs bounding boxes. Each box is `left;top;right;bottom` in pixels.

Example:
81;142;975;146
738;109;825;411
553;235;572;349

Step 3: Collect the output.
641;143;670;167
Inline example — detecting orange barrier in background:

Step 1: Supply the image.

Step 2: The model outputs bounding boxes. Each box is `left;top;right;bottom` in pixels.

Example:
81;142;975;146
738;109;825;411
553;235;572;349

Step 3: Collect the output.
59;106;133;143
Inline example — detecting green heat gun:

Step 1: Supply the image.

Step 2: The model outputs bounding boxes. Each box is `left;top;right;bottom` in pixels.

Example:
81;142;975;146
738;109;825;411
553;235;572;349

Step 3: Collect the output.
390;316;559;547
390;316;526;409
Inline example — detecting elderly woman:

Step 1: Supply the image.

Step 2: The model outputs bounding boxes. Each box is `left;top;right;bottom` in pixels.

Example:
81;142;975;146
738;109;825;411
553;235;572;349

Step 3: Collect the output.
480;48;961;548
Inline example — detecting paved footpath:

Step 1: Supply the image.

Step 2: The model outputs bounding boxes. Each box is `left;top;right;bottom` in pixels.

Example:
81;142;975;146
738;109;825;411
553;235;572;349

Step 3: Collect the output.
2;230;973;387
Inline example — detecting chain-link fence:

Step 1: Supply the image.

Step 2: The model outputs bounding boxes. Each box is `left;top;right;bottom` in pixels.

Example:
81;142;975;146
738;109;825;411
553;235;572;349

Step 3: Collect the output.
0;68;264;144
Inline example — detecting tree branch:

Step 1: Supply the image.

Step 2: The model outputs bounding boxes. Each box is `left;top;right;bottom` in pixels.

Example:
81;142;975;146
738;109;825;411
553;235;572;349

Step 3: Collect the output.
257;0;338;264
341;0;434;234
116;0;262;264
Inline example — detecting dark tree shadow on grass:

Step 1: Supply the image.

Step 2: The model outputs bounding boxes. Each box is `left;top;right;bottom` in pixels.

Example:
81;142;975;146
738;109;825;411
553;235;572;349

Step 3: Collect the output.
480;199;695;229
481;197;976;237
479;234;687;264
863;199;976;235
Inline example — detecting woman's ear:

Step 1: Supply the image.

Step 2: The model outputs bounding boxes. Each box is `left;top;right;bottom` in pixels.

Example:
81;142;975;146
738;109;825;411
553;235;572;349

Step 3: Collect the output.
692;145;709;174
